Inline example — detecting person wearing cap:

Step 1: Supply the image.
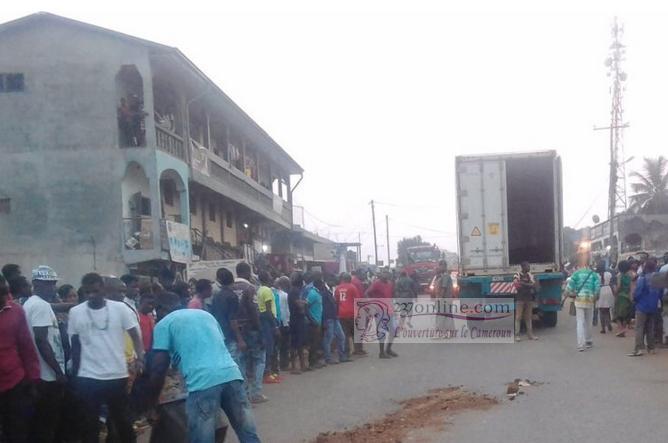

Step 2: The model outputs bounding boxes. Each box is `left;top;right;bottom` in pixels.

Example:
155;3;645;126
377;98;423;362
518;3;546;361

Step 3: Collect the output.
23;265;68;442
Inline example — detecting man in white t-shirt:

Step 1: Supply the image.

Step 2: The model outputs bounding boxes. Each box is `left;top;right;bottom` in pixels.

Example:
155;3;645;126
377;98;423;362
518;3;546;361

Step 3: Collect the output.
69;272;144;443
23;265;67;442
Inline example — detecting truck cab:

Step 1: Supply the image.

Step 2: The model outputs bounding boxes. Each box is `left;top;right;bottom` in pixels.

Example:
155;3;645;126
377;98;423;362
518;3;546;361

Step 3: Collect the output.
402;245;441;294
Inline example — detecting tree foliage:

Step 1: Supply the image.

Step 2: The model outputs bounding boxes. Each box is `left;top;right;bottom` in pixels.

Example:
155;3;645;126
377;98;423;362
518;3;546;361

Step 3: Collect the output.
629;156;668;215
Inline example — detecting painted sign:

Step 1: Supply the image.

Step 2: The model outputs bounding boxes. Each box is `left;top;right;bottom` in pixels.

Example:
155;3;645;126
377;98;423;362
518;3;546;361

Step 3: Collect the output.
471;226;482;237
165;220;192;264
487;223;500;235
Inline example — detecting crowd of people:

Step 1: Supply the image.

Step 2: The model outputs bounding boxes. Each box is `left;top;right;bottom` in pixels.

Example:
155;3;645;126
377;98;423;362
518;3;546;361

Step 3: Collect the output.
0;260;422;443
563;251;668;353
5;251;663;442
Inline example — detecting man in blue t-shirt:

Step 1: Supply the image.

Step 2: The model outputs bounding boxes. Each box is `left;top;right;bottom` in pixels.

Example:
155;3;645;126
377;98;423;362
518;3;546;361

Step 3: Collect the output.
145;292;261;443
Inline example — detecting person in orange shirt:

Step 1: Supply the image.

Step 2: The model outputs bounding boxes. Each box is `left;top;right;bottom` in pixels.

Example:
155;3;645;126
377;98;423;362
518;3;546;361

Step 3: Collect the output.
138;293;156;352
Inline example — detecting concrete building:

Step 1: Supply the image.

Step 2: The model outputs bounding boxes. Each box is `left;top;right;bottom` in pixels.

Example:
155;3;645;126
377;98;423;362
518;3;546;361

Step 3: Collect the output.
0;13;302;284
587;213;668;260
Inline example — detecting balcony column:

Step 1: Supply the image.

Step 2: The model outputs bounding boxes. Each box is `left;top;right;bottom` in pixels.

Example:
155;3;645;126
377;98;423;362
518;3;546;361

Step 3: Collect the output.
225;126;230;162
182;93;192;164
206;113;211;150
241;138;247;175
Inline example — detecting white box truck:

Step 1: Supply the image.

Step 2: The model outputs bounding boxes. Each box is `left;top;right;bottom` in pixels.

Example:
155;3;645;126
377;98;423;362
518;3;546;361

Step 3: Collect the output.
455;150;564;326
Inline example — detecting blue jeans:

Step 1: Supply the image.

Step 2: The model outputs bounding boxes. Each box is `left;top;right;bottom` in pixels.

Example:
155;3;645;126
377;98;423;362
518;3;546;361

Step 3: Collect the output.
322;319;346;363
186;380;261;443
239;330;266;397
226;340;242;368
259;313;276;374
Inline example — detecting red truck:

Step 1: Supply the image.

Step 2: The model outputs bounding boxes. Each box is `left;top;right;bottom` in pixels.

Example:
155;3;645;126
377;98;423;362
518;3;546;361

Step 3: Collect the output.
402;245;441;294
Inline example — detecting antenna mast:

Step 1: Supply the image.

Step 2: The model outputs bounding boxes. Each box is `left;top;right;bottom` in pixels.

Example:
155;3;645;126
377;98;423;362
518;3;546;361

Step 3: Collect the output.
595;17;629;261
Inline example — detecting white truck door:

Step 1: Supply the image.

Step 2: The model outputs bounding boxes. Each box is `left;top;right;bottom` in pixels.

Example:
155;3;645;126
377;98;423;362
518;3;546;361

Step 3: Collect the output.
458;158;508;273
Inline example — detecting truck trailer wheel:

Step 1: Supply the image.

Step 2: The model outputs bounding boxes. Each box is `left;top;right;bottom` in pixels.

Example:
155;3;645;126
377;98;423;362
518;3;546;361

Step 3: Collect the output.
542;311;557;327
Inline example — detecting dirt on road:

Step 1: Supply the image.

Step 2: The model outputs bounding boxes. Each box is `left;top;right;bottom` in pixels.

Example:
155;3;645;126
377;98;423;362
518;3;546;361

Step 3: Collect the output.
314;387;498;443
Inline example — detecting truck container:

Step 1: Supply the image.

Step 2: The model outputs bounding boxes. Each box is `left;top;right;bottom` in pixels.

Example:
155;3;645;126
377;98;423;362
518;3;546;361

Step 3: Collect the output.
455;150;564;326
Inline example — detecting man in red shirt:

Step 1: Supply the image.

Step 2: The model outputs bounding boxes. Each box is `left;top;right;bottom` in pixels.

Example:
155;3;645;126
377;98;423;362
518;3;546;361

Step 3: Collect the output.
0;275;40;442
335;273;366;357
365;271;397;359
351;270;366;301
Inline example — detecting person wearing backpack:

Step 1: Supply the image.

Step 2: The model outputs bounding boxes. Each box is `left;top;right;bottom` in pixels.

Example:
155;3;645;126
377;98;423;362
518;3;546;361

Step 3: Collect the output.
628;257;662;357
566;252;601;352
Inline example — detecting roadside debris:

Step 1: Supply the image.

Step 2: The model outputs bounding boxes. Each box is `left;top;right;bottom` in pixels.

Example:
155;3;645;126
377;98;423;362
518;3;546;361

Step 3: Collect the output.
506;379;542;400
314;387;497;442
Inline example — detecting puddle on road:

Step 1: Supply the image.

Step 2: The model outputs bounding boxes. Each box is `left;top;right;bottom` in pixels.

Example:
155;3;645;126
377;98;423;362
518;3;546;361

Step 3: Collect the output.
313;387;498;443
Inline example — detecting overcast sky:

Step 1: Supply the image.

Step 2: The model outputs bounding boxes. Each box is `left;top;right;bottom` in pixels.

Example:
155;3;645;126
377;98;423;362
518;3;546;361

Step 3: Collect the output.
3;0;668;263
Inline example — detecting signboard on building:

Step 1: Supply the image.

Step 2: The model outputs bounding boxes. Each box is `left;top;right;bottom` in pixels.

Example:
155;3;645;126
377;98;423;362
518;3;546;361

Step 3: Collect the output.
165;220;192;264
187;259;245;281
314;242;337;261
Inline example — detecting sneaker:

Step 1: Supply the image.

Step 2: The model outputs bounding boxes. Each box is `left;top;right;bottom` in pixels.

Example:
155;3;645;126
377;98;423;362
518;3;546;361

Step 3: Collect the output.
648;349;657;355
600;330;606;334
529;336;539;341
627;351;643;357
379;352;391;359
515;336;521;342
387;350;399;358
578;347;585;352
250;394;269;404
585;342;593;349
339;358;352;363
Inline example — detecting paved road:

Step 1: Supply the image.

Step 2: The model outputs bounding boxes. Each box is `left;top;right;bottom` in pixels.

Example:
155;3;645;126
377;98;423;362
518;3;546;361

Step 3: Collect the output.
231;309;668;443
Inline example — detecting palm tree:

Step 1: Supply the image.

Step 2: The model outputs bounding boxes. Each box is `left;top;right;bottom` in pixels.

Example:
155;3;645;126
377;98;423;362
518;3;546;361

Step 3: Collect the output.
629;156;668;214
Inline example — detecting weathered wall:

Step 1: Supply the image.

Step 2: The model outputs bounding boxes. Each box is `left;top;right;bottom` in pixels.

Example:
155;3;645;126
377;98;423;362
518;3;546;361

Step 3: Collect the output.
0;21;154;285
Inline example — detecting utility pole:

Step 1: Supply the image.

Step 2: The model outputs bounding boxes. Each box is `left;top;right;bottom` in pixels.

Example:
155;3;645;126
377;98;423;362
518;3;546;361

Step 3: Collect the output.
594;17;629;264
358;232;362;263
370;200;378;265
385;215;391;268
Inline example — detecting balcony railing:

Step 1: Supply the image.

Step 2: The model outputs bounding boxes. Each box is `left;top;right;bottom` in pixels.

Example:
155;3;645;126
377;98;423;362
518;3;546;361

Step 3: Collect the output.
122;217;154;250
156;126;187;162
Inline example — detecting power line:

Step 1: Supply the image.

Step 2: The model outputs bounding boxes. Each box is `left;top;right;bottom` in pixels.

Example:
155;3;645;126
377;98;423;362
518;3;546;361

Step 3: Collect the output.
302;208;343;228
373;200;448;210
389;217;456;235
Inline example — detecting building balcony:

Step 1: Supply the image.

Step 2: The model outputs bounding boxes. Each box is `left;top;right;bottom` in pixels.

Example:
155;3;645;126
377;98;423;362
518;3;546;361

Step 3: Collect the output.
191;144;293;229
156;126;187;162
123;217;154;251
122;217;193;264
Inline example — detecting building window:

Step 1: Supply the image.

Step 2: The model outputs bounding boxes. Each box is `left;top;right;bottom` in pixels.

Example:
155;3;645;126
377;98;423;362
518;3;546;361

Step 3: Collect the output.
0;74;25;92
226;211;233;228
0;198;10;214
209;203;216;222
